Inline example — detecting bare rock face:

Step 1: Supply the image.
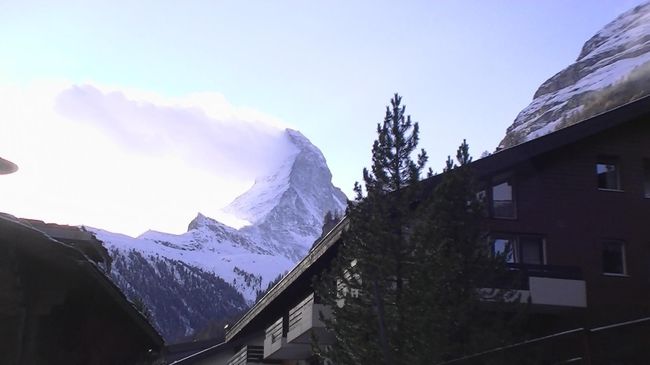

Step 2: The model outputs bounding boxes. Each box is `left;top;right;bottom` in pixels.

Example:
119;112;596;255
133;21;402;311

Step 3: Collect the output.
500;2;650;149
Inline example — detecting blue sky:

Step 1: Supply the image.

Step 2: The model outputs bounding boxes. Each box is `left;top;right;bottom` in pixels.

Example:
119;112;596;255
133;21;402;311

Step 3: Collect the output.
0;1;645;235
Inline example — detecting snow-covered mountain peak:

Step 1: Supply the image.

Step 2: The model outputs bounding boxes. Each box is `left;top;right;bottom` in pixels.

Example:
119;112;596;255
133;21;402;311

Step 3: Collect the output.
577;3;650;63
218;128;347;261
500;2;650;148
224;128;344;227
285;128;327;164
187;212;225;231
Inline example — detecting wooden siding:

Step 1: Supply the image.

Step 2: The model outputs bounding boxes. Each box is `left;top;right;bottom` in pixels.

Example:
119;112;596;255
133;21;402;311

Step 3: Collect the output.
486;117;650;328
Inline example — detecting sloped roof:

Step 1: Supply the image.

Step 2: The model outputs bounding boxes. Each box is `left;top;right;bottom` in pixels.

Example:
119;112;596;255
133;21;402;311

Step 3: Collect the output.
0;213;164;347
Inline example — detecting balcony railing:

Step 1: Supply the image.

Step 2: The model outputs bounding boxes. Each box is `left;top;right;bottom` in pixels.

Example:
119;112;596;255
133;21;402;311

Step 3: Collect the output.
263;317;284;359
227;345;263;365
264;315;314;360
288;294;314;333
508;263;583;281
287;293;334;345
482;264;586;309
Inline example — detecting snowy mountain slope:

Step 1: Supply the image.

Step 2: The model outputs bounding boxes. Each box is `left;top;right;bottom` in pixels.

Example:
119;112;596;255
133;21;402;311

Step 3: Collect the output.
500;2;650;148
94;128;347;342
93;226;294;303
107;247;248;341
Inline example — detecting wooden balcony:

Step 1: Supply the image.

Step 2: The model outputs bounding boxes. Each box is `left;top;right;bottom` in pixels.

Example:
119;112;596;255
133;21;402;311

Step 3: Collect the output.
263;316;311;360
523;265;586;309
286;293;334;345
227;345;263;365
263;317;284;359
483;264;587;310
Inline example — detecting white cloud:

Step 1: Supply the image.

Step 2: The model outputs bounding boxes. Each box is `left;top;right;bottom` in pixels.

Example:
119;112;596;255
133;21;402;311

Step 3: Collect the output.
0;81;296;236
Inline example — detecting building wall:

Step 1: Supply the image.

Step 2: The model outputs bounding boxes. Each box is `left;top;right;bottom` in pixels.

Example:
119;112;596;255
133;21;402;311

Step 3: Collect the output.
487;116;650;328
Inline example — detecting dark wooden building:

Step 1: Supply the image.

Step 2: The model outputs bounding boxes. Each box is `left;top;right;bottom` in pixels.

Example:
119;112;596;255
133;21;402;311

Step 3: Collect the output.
474;95;650;330
0;214;165;365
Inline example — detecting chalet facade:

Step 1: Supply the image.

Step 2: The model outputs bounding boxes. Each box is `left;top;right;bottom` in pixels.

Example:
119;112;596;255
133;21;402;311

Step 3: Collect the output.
171;96;650;364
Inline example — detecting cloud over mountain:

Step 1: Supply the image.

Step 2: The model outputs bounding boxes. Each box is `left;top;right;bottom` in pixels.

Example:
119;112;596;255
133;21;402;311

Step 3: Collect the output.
0;81;298;236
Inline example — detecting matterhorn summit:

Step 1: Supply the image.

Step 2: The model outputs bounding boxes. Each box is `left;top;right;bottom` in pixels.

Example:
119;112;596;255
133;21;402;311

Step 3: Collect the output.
500;2;650;148
226;129;347;261
92;128;347;342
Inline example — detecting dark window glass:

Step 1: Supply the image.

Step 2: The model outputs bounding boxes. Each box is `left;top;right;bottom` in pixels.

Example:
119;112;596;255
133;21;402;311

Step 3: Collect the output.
596;161;620;190
492;179;515;218
519;236;544;265
644;160;650;198
603;241;625;275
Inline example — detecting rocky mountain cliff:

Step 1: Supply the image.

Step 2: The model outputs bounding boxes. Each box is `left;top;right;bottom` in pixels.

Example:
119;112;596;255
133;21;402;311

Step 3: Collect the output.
92;128;347;342
500;2;650;148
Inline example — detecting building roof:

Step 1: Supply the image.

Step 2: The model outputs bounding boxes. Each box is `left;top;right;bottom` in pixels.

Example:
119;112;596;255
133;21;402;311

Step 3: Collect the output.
469;95;650;177
224;94;650;344
0;213;165;348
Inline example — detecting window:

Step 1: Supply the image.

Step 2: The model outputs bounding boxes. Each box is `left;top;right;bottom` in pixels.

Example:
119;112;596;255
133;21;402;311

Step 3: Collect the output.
596;158;621;190
643;160;650;198
492;236;515;263
519;236;545;265
602;241;626;275
490;234;544;265
491;178;515;218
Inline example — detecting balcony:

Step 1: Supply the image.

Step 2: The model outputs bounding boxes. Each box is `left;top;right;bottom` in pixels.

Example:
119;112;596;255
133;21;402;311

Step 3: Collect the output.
493;264;587;309
263;317;310;360
286;293;334;345
521;264;586;308
227;345;263;365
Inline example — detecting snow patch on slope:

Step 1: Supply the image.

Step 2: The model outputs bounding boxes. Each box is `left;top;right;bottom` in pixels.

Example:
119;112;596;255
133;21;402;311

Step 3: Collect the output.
223;157;298;225
93;227;294;303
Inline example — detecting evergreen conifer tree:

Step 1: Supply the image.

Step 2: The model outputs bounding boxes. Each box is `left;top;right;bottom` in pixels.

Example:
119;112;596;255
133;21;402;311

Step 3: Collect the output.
314;99;525;365
314;93;427;365
407;140;525;364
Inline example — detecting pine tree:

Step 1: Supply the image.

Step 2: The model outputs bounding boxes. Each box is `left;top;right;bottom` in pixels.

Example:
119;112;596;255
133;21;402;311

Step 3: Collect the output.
314;93;427;365
407;140;525;363
315;109;527;364
312;210;343;247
